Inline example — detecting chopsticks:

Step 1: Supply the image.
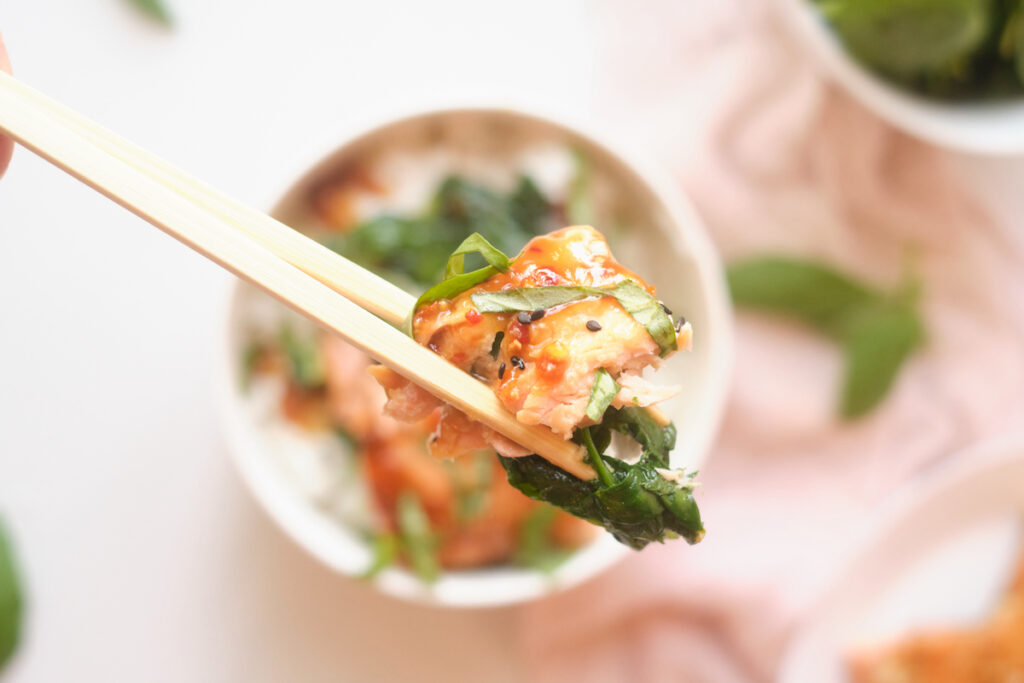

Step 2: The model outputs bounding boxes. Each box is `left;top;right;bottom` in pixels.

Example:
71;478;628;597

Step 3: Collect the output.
0;71;595;481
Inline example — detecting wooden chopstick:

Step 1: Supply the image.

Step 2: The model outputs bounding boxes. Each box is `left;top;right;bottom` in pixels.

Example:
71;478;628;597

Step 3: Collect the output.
26;81;675;431
0;71;595;481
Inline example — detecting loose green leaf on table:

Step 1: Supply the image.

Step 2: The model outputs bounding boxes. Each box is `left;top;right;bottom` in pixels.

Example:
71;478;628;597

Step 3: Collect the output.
727;255;926;418
127;0;173;26
0;520;23;671
840;302;924;417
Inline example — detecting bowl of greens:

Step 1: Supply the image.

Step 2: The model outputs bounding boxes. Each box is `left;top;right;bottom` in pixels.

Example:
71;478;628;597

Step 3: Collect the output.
783;0;1024;154
217;106;733;607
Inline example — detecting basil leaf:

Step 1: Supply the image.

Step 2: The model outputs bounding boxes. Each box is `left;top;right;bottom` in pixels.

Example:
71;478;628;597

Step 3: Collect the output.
128;0;173;26
585;369;620;422
396;492;440;583
728;256;881;337
471;282;678;356
359;533;399;580
405;234;512;334
728;255;926;419
471;286;604;313
443;233;511;279
0;521;23;671
840;303;924;418
608;282;678;357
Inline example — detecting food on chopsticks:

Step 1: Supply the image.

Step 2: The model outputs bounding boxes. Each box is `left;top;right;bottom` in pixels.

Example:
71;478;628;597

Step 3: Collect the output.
847;549;1024;682
242;148;604;580
373;225;704;550
813;0;1024;100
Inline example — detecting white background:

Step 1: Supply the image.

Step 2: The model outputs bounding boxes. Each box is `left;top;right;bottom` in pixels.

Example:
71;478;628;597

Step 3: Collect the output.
0;1;596;680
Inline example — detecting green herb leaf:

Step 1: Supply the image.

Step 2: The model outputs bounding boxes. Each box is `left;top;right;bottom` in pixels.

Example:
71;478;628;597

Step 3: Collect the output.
359;533;399;580
443;233;512;279
470;282;678;356
489;331;505;359
277;324;326;389
727;256;880;337
127;0;173;26
396;492;440;583
840;302;924;417
728;255;926;418
567;149;594;226
585;369;621;422
471;285;602;313
515;505;571;573
499;409;703;550
0;520;23;671
405;234;512;334
609;282;678;357
240;340;265;393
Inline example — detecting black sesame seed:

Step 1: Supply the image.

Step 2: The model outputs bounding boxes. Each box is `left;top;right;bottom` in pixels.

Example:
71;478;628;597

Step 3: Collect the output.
498;362;506;379
511;355;526;370
586;320;602;332
530;308;546;321
660;302;673;316
675;316;687;332
517;311;532;325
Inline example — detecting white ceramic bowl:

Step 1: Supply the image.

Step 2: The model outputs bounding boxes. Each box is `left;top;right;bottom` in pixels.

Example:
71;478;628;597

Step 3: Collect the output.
781;0;1024;155
780;436;1024;681
217;106;734;607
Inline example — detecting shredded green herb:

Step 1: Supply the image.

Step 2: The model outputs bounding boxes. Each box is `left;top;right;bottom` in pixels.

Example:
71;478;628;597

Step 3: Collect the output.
396;492;440;583
515;505;572;573
585;369;621;422
277;324;326;389
359;533;400;580
470;282;678;356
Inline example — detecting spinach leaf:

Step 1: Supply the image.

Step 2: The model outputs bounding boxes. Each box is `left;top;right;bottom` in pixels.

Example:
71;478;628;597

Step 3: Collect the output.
727;255;926;418
470;282;678;356
396;492;440;583
499;409;703;550
515;505;572;573
128;0;173;26
0;521;23;671
277;324;326;389
585;369;620;422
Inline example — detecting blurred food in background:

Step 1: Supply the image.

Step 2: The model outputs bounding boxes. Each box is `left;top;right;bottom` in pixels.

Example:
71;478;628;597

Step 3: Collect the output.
847;549;1024;682
0;520;22;673
812;0;1024;100
242;145;607;581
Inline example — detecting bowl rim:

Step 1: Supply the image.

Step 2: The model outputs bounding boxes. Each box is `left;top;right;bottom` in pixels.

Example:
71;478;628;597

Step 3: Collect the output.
215;101;735;608
779;432;1024;680
779;0;1024;156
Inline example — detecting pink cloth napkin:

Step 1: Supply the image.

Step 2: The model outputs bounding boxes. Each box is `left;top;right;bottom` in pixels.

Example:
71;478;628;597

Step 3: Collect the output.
517;1;1024;681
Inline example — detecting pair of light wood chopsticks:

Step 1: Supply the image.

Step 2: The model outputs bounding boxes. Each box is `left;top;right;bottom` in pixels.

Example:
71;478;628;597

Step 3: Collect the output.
0;70;596;480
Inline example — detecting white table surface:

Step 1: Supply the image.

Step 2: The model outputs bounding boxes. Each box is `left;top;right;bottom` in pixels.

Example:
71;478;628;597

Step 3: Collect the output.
0;2;593;680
